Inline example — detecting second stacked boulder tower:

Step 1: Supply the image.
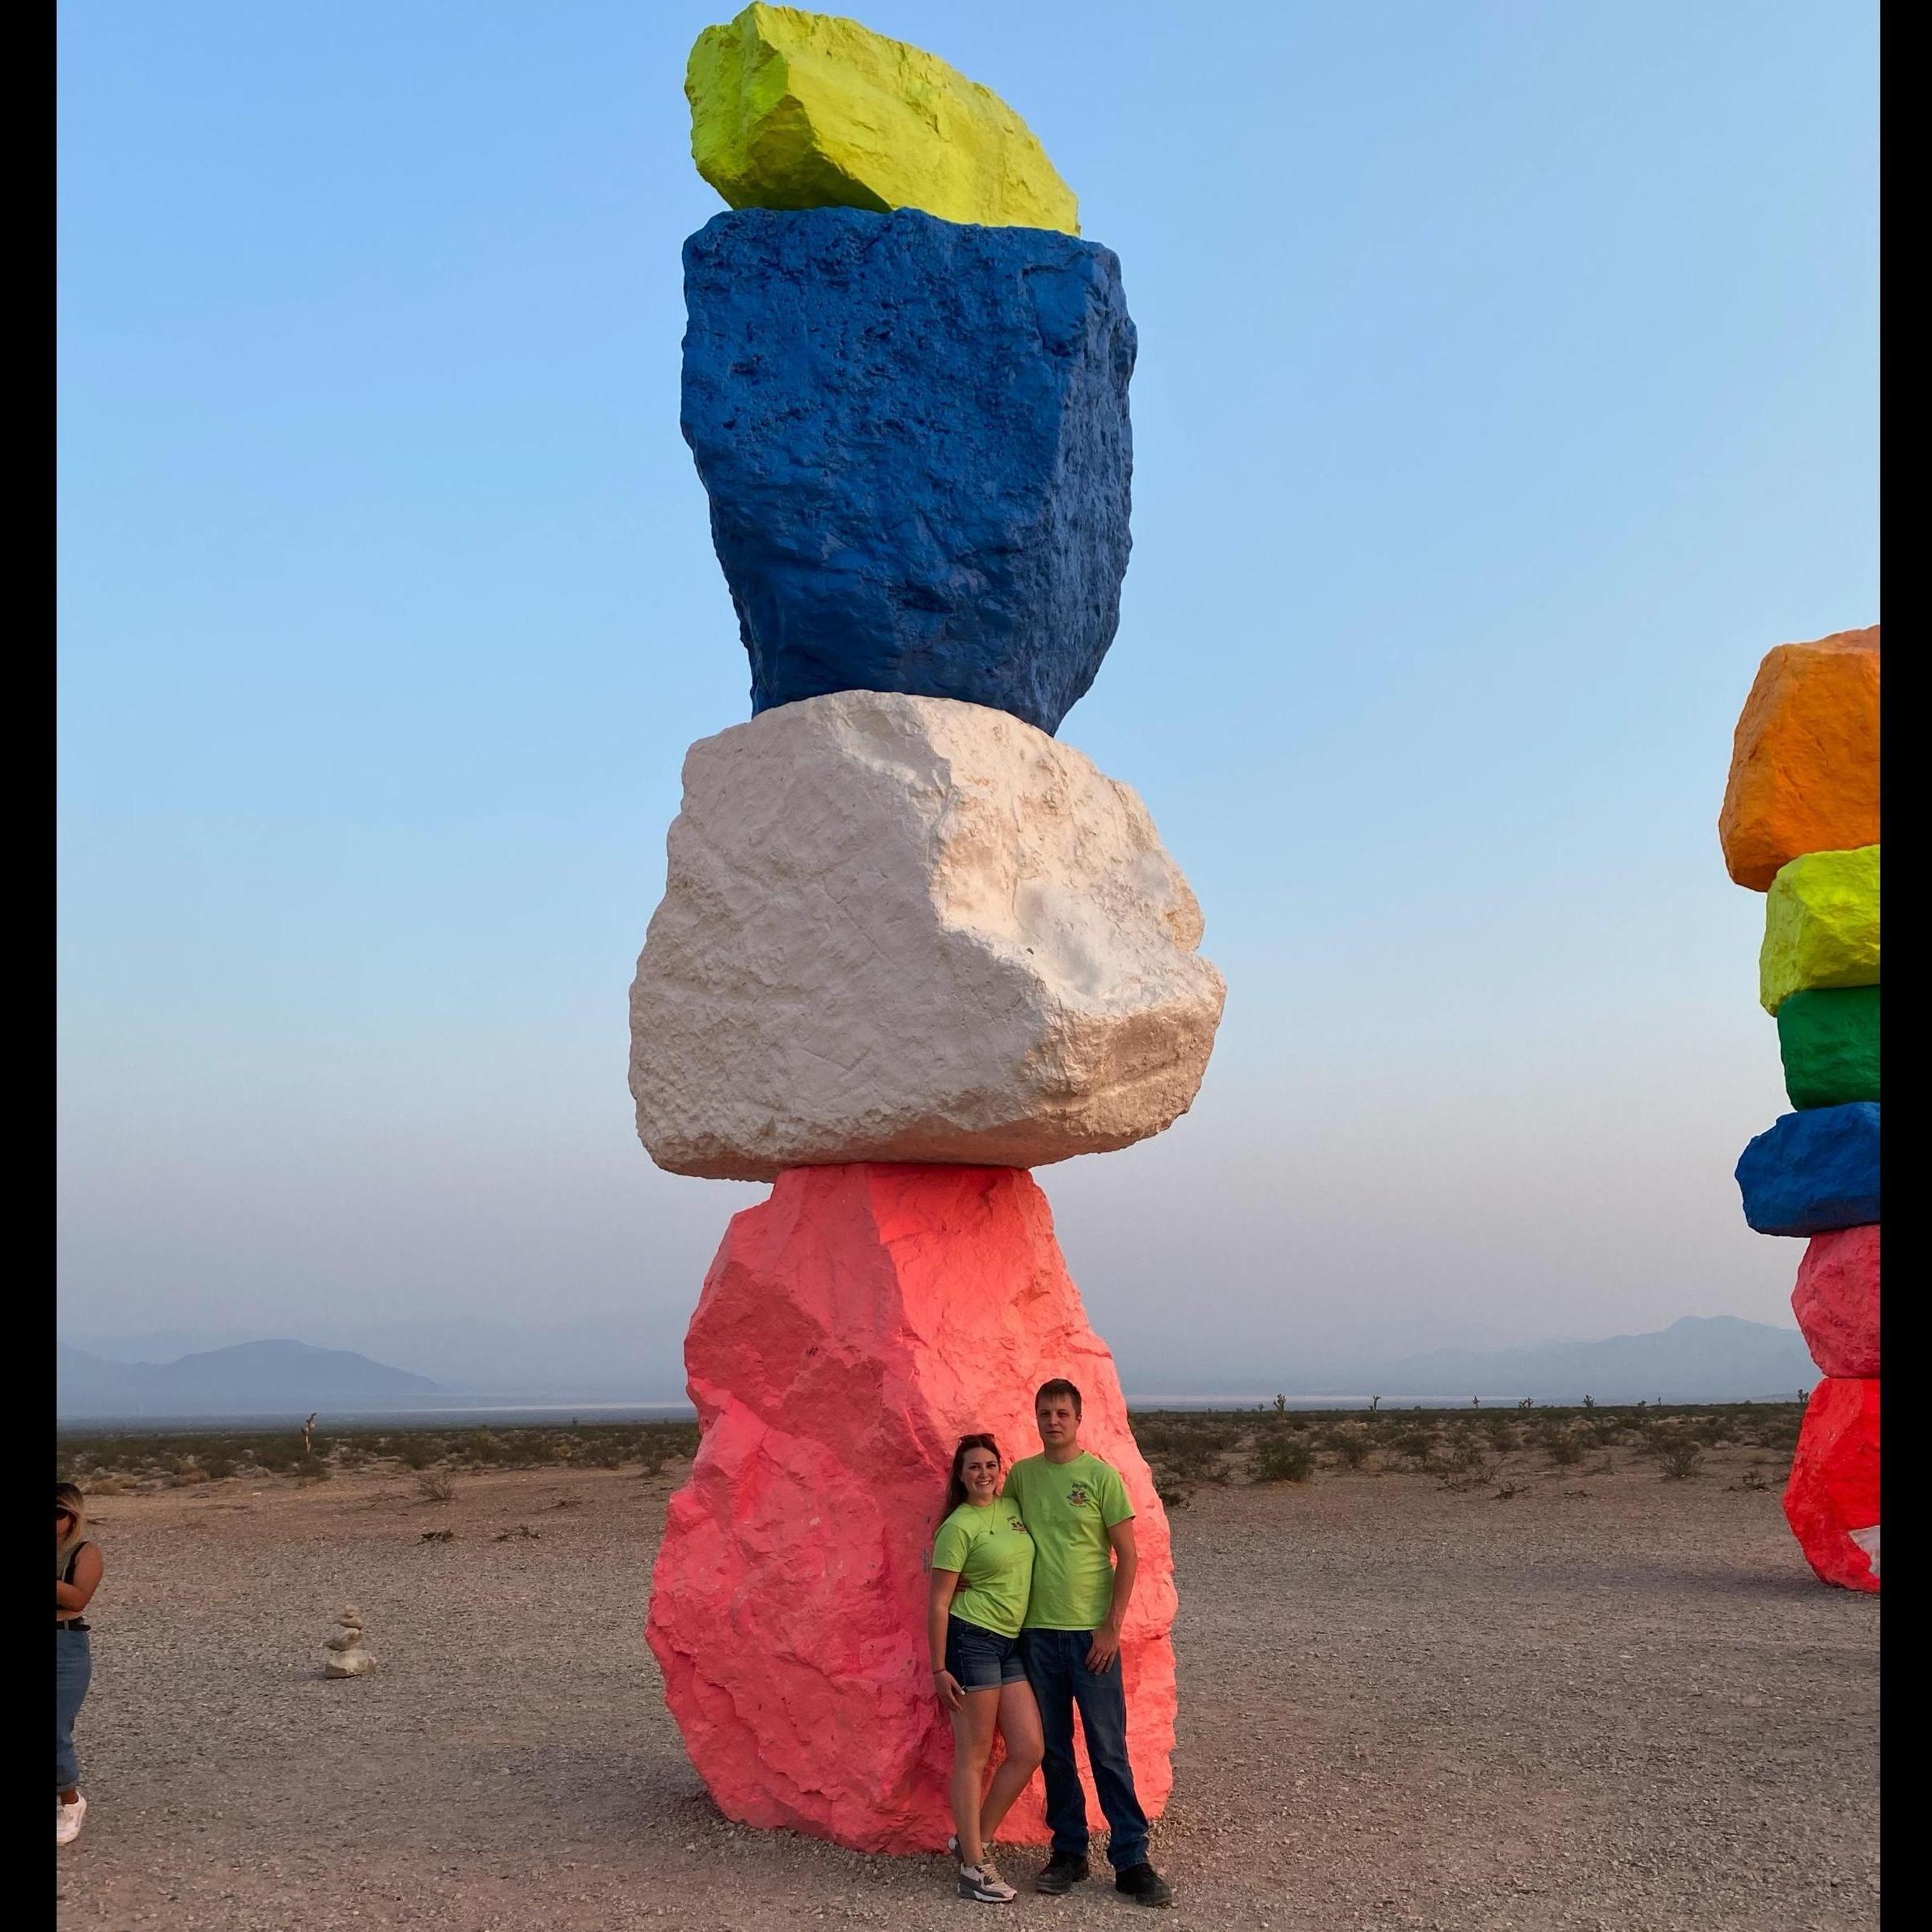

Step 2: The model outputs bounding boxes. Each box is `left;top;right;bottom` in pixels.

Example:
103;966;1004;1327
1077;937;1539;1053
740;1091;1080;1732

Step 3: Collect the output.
633;6;1226;1853
1721;625;1879;1591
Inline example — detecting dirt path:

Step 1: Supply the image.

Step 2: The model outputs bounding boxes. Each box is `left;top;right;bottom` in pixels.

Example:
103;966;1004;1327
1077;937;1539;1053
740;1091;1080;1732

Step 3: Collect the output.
55;1448;1877;1931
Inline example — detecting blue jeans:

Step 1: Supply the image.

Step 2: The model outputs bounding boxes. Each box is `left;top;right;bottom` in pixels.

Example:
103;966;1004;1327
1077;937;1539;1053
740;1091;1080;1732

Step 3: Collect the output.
57;1628;91;1792
945;1615;1026;1689
1018;1628;1149;1871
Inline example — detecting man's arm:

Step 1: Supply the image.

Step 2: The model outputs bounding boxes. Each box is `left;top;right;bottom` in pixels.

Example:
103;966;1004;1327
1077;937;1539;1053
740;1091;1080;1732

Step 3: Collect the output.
1085;1518;1138;1673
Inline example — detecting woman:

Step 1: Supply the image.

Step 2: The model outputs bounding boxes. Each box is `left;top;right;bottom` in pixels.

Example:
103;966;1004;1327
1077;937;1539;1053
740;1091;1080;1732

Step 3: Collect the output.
57;1482;103;1846
928;1434;1044;1904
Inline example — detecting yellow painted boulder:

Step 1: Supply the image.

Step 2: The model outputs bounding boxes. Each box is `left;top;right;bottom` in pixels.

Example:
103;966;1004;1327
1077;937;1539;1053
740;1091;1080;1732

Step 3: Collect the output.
1719;625;1879;892
686;5;1078;234
1760;845;1879;1015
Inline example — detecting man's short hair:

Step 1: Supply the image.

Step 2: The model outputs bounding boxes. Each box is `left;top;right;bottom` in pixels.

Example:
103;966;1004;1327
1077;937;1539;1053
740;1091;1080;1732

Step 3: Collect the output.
1034;1378;1083;1417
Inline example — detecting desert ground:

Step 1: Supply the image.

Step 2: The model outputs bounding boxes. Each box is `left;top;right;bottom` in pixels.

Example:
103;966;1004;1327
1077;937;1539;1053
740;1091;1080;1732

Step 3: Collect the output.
55;1416;1877;1931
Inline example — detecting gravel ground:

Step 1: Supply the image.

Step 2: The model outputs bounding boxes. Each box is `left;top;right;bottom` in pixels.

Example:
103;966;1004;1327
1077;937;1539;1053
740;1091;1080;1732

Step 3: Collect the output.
56;1445;1877;1931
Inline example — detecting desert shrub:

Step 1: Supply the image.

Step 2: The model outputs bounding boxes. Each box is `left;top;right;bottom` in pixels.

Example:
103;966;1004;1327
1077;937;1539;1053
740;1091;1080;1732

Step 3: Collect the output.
1542;1430;1584;1467
1323;1427;1371;1468
1658;1440;1705;1481
1159;1441;1228;1486
170;1464;211;1487
201;1453;237;1480
1435;1431;1489;1472
1134;1423;1186;1457
1252;1438;1314;1484
415;1472;456;1503
294;1454;333;1483
1390;1428;1434;1464
1155;1477;1191;1510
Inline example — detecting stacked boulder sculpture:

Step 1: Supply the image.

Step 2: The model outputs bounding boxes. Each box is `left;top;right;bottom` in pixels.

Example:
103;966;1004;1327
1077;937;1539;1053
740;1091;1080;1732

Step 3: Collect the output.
634;6;1223;1853
322;1605;374;1678
1720;625;1879;1591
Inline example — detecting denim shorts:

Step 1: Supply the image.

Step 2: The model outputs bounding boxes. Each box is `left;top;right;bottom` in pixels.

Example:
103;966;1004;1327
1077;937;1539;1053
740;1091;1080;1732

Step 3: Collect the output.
945;1615;1026;1689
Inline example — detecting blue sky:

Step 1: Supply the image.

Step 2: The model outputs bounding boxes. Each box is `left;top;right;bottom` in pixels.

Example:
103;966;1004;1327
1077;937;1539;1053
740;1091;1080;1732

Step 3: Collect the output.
57;1;1876;1387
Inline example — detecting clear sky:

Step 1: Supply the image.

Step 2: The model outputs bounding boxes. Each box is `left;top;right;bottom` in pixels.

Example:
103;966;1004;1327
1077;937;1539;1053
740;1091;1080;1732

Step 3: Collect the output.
57;1;1877;1388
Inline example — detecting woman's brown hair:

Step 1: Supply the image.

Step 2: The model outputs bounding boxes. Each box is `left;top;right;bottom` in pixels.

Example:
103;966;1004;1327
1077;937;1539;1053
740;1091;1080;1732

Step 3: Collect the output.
943;1434;1002;1516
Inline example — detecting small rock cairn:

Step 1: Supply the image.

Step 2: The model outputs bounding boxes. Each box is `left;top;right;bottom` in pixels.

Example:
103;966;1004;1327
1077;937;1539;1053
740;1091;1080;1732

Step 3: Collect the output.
323;1605;375;1677
628;5;1222;1853
1720;626;1879;1591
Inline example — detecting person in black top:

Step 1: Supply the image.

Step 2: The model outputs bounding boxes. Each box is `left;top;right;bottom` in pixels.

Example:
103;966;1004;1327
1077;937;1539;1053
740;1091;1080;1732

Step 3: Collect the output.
57;1482;103;1846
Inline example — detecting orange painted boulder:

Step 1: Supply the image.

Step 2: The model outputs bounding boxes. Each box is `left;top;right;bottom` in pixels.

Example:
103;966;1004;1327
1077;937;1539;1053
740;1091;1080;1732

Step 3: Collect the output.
1782;1376;1879;1592
1719;625;1879;892
1790;1224;1879;1378
645;1163;1176;1854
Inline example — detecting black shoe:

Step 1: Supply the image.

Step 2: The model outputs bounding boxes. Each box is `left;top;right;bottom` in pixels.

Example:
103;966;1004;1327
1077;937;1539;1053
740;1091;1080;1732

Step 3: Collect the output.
1115;1862;1174;1907
1033;1854;1091;1896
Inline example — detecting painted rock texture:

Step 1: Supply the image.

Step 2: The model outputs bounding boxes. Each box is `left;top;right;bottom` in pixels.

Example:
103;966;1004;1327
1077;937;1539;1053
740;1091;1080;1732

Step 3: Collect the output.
1777;985;1880;1110
1782;1377;1879;1592
1759;845;1880;1014
1719;625;1880;892
1735;1103;1880;1237
682;206;1134;735
629;692;1225;1181
1790;1224;1879;1378
687;3;1078;233
645;1163;1177;1854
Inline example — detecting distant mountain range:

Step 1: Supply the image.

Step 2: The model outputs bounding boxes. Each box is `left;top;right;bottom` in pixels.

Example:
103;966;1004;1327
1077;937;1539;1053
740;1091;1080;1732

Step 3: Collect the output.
1354;1316;1814;1405
66;1311;692;1402
57;1339;442;1419
57;1313;1816;1419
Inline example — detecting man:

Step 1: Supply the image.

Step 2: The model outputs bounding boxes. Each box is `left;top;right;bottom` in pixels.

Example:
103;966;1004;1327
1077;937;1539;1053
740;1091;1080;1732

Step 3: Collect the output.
1003;1379;1173;1907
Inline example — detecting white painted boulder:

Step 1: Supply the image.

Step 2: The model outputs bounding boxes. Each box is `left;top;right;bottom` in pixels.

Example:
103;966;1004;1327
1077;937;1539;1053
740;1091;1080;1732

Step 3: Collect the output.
629;692;1224;1180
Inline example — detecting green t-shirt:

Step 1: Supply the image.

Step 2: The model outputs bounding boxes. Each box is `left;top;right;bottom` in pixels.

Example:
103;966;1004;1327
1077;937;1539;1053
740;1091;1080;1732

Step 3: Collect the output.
1002;1451;1134;1631
931;1499;1035;1640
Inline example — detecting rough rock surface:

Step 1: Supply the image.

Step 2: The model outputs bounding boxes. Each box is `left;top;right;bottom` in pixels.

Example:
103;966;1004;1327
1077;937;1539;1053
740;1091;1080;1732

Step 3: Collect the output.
1777;985;1880;1109
1782;1377;1879;1592
644;1163;1177;1854
1790;1224;1879;1378
1719;625;1879;892
682;207;1133;736
1759;845;1880;1014
686;4;1078;233
1735;1103;1880;1236
629;692;1223;1181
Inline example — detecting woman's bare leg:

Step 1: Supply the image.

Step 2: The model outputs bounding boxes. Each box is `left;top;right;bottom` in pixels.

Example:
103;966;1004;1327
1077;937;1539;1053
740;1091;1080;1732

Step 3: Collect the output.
948;1690;1000;1866
978;1678;1045;1847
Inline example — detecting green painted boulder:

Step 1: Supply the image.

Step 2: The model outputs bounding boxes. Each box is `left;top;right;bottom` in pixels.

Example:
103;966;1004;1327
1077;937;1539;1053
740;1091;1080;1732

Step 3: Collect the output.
1759;844;1879;1014
1777;985;1879;1110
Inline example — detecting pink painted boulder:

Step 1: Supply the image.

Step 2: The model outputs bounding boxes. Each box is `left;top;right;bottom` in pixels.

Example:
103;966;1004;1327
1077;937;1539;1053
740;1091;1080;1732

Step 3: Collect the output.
1790;1224;1879;1378
645;1163;1178;1854
1782;1377;1879;1593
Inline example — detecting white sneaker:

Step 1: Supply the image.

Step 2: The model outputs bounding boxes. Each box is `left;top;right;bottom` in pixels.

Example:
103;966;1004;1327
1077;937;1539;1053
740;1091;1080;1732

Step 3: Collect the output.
958;1862;1016;1904
57;1794;87;1846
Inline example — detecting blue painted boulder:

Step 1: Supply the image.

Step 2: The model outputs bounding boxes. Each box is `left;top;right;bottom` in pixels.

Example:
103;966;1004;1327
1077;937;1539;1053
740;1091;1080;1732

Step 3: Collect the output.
1735;1103;1880;1236
680;206;1135;735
